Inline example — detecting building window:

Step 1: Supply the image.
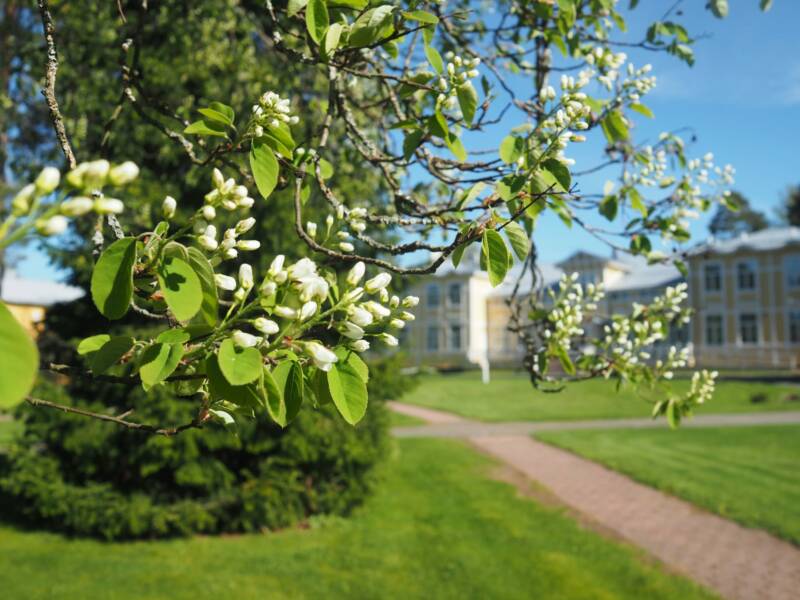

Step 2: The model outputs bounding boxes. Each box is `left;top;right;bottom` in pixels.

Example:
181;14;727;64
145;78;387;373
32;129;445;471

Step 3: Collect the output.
786;256;800;289
449;324;463;350
704;264;722;292
705;315;723;346
736;261;757;291
739;313;758;345
426;283;440;308
447;283;462;306
426;326;439;352
789;311;800;344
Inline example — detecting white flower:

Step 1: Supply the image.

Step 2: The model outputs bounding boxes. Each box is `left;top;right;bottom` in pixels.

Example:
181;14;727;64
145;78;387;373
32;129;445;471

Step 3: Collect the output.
287;257;316;280
108;161;140;186
239;263;254;290
199;235;219;251
236;218;256;234
60;196;94;217
273;305;297;319
212;168;225;188
38;215;68;236
341;321;365;340
307;221;318;237
35;167;60;194
214;274;237;291
162;196;177;218
380;333;399;347
93;197;124;214
202;205;216;220
348;305;374;327
296;275;329;302
365;272;391;294
346;261;365;286
223;248;238;260
304;341;338;372
363;300;390;319
65;163;89;188
84;160;111;188
254;318;280;335
237;240;261;251
400;311;415;321
260;280;277;296
342;287;364;304
269;254;286;276
299;301;318;321
232;330;260;348
390;319;405;329
350;339;370;352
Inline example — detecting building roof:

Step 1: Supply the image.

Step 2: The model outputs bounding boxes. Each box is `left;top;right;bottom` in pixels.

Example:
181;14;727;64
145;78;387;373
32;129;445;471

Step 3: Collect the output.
604;262;683;292
690;226;800;256
489;262;564;297
0;270;84;307
556;250;632;272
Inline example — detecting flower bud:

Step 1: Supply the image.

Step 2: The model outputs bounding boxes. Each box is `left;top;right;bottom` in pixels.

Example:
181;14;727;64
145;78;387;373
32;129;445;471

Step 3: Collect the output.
273;305;297;319
236;217;256;234
350;339;370;352
93;197;124;214
84;159;111;188
346;261;365;286
162;195;177;218
400;311;415;321
237;196;255;209
390;318;405;329
237;240;261;251
199;235;218;251
306;221;317;238
269;255;285;276
60;196;94;217
304;341;338;372
342;287;365;304
401;295;419;308
223;248;238;260
108;161;140;186
339;242;355;253
299;301;318;321
35;167;61;194
363;300;391;319
239;263;254;290
212;168;225;188
11;184;36;215
65;163;89;188
347;305;373;327
37;215;68;236
214;274;237;291
341;321;365;340
365;272;391;294
380;333;399;347
254;318;280;335
202;205;216;221
232;330;260;348
389;295;400;309
260;280;277;296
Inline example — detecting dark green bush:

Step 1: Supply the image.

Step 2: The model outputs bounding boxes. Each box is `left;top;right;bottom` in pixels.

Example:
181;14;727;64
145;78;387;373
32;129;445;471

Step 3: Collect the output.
0;375;390;540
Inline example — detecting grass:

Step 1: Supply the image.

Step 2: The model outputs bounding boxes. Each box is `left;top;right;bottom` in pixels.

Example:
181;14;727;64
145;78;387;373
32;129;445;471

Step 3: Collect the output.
388;410;424;426
402;370;800;422
536;425;800;545
0;438;714;599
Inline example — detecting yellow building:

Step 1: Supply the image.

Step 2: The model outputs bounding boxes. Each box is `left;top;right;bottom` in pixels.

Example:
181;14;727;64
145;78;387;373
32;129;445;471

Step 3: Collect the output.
0;269;83;334
687;227;800;369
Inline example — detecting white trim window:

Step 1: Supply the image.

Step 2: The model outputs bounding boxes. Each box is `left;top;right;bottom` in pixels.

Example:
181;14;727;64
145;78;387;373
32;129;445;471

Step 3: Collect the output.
447;282;462;307
704;263;722;292
449;323;463;350
789;311;800;344
736;260;757;291
426;283;440;308
786;255;800;289
426;325;440;352
705;314;724;346
738;313;759;345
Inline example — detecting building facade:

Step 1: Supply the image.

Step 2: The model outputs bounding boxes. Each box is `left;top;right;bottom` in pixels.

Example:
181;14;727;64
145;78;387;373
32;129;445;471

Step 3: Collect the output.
687;227;800;369
0;270;83;334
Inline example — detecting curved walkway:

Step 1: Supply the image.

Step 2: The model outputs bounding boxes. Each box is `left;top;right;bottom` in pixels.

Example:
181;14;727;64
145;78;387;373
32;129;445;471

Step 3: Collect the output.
390;402;800;600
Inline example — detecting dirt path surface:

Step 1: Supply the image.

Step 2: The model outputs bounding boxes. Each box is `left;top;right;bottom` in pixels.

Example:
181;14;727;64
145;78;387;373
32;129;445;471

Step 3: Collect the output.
390;402;800;600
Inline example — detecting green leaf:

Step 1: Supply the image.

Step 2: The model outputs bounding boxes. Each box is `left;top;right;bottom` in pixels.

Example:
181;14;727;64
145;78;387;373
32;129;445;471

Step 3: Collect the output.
261;366;287;425
157;256;203;322
184;120;228;138
197;108;233;127
504;220;530;261
250;141;279;199
271;360;304;424
334;347;368;383
461;182;485;208
287;0;309;18
89;336;134;374
556;345;576;376
629;103;654;118
305;0;329;44
322;22;343;58
186;247;219;326
446;133;467;162
91;237;136;320
760;0;773;11
599;195;619;221
209;101;235;124
402;10;438;24
403;129;424;160
207;356;263;410
601;110;629;144
139;342;184;390
260;124;296;159
0;301;38;409
709;0;728;18
481;229;510;287
499;135;524;164
77;334;110;355
424;44;443;73
327;361;368;425
349;5;395;47
542;158;571;190
156;329;191;344
457;82;479;126
628;187;647;217
218;338;262;386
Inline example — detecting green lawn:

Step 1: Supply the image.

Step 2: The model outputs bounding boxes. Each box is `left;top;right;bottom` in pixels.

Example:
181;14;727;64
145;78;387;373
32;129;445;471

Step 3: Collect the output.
0;438;714;599
537;425;800;545
402;370;800;422
388;410;424;426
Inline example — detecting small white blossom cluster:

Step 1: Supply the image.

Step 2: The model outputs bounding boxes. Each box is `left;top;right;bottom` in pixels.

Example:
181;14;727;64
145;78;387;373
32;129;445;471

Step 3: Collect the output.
214;255;416;372
251;91;299;137
684;369;718;405
10;161;139;237
539;273;604;357
435;52;480;111
535;75;593;167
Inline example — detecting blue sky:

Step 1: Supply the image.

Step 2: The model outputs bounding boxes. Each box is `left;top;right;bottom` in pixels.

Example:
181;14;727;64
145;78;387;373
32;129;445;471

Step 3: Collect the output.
12;0;800;280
